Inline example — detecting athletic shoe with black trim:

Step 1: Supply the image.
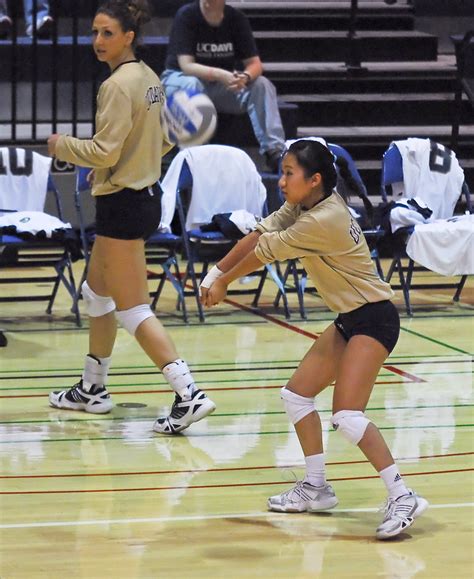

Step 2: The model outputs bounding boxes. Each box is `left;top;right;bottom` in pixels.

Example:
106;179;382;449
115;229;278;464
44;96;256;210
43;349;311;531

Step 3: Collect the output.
376;489;429;540
268;481;338;513
49;380;113;414
153;389;216;434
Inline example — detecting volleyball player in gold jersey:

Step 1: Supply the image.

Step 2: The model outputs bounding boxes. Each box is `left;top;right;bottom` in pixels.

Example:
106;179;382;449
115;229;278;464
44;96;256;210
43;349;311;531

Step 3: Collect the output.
47;0;215;434
201;140;428;539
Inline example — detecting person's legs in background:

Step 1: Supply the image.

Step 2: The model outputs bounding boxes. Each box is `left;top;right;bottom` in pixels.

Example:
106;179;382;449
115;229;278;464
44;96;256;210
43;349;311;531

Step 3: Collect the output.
24;0;53;37
0;0;12;38
161;70;286;173
208;76;286;172
160;69;205;98
242;76;286;171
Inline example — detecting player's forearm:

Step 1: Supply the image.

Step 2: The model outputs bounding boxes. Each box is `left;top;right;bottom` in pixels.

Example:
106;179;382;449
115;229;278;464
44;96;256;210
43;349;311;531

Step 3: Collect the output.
217;231;265;285
217;231;261;274
219;251;265;286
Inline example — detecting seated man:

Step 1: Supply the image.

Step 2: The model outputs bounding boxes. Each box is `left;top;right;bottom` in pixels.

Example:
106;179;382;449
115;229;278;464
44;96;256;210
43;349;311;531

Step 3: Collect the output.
161;0;286;172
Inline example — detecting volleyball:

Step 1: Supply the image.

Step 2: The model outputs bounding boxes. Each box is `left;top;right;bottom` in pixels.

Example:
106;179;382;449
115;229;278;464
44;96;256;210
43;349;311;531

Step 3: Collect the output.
161;89;217;148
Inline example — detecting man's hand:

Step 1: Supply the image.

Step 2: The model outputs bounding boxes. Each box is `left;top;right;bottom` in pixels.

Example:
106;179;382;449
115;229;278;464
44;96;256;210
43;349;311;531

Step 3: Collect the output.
228;71;248;92
214;69;245;92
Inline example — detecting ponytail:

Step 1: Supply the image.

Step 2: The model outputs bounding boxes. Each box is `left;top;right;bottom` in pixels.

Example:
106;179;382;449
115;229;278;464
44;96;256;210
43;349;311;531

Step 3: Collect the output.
335;156;374;227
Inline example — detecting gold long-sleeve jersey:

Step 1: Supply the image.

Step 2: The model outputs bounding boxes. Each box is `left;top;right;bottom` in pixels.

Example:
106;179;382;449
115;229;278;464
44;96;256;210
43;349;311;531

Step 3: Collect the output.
255;192;394;314
56;60;173;196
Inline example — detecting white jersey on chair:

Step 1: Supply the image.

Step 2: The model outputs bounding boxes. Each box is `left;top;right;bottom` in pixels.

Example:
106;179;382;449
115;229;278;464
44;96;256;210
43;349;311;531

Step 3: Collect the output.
392;138;465;220
0;147;52;212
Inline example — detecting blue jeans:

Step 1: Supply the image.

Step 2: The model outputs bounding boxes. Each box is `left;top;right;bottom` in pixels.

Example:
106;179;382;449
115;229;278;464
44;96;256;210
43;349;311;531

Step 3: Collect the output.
161;69;285;155
0;0;50;27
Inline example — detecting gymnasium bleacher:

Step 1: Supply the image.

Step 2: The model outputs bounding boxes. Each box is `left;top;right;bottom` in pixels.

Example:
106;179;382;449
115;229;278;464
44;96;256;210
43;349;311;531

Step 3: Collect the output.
0;0;472;208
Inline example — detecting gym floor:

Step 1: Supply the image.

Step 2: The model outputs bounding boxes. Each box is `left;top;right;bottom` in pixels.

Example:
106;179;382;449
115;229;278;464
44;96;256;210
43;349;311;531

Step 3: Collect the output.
0;260;473;578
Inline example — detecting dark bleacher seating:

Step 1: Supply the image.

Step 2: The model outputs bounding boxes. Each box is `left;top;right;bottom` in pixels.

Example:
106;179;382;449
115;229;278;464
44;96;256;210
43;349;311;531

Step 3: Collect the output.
0;0;473;191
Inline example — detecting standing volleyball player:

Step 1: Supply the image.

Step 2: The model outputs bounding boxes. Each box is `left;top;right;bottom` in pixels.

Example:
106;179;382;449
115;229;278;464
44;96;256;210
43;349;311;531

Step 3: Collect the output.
200;140;428;539
47;0;215;434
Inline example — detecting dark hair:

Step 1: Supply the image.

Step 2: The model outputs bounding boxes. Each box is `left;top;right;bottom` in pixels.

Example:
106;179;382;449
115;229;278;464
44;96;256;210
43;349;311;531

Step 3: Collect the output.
96;0;151;45
287;140;374;225
286;140;337;197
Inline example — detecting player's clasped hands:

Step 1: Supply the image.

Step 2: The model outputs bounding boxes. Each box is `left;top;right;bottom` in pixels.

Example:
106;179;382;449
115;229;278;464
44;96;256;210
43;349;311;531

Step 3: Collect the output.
200;278;228;307
199;265;228;307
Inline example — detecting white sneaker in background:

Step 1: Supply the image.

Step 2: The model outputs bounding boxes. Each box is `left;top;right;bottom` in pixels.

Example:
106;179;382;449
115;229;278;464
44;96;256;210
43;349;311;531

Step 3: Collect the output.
268;481;338;513
26;15;53;38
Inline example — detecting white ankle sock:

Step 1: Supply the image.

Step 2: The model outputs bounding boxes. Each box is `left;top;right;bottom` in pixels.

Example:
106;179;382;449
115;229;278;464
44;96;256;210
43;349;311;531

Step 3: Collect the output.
379;464;410;499
82;354;112;393
162;359;196;401
303;453;326;487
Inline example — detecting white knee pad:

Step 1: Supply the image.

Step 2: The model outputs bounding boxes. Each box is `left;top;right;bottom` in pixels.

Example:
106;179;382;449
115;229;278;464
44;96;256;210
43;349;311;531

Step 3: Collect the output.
280;386;316;425
331;410;371;445
81;281;116;317
115;304;155;336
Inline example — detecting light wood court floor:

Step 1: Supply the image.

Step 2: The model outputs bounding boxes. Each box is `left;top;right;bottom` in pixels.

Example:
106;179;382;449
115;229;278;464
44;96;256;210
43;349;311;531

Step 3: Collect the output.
0;261;473;578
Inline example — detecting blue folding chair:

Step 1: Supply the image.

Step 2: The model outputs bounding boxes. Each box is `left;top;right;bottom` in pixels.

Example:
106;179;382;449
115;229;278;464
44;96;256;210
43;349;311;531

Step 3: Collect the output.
168;150;291;321
381;139;472;315
73;166;188;322
0;147;80;328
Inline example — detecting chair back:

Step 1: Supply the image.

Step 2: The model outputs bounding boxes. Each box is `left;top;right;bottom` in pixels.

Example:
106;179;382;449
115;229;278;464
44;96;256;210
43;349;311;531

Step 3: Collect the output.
381;143;404;199
73;166;94;266
328;142;368;197
381;138;466;220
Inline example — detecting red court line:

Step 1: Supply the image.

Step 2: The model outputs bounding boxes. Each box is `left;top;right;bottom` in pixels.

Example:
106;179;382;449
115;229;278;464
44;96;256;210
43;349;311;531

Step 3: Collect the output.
222;297;321;340
216;299;427;383
384;365;426;383
1;468;472;495
1;452;471;480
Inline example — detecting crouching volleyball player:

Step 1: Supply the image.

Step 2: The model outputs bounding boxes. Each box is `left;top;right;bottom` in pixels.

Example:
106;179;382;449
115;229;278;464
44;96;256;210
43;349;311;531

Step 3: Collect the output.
200;140;428;539
46;0;215;434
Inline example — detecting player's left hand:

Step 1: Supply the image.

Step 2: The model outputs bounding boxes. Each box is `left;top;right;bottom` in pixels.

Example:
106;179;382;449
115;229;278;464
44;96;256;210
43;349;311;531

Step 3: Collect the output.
47;134;61;157
205;279;228;307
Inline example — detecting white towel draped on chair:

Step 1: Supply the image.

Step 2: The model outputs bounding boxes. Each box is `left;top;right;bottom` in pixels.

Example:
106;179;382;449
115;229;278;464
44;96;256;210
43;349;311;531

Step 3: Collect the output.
160;145;267;232
406;215;474;277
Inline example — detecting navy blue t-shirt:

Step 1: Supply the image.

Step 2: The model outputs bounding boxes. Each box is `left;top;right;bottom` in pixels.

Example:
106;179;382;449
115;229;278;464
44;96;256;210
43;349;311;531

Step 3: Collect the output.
164;2;259;71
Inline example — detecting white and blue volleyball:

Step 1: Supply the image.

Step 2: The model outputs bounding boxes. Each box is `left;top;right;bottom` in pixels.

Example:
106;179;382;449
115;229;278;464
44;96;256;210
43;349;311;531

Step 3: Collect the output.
161;89;217;148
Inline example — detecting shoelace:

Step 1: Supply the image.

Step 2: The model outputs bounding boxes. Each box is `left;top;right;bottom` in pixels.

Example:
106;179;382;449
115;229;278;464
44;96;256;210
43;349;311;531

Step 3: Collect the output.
169;394;192;419
281;480;316;503
380;495;415;520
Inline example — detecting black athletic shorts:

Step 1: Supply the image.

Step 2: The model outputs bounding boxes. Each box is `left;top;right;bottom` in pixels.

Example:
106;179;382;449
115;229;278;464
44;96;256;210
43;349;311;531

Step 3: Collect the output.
333;300;400;353
95;183;162;240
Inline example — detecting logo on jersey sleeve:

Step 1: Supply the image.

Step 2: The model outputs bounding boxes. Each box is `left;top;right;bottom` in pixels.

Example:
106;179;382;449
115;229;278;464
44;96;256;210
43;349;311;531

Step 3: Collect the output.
145;85;166;110
349;218;361;244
